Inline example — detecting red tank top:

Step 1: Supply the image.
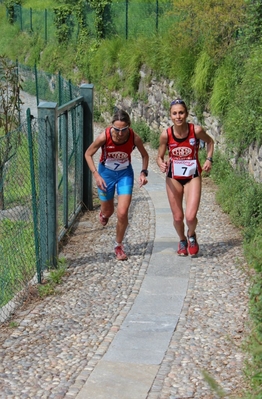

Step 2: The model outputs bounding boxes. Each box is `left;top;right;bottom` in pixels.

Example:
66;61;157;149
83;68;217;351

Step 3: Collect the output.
99;127;135;170
167;123;202;179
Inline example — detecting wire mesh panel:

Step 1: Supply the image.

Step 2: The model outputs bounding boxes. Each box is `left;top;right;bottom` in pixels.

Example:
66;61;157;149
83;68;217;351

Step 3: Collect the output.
57;101;84;239
18;62;81;107
0;121;40;322
102;0;175;39
0;75;91;323
6;1;176;41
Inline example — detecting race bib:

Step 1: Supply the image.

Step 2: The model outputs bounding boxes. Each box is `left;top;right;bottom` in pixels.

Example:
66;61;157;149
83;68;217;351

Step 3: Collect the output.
172;159;197;178
104;158;130;171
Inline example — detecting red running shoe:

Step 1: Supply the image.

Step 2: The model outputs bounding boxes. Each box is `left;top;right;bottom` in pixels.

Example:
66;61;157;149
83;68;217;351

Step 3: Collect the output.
177;240;188;256
187;233;199;256
99;211;109;226
115;244;128;261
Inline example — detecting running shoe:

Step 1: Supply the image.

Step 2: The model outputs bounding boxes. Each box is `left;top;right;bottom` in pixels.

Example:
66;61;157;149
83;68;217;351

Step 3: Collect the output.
177;240;188;256
99;211;109;226
187;233;199;256
115;244;128;260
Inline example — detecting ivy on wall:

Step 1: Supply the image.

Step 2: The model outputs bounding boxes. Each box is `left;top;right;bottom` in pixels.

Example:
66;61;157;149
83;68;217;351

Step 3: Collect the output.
3;0;21;24
53;5;73;44
88;0;112;40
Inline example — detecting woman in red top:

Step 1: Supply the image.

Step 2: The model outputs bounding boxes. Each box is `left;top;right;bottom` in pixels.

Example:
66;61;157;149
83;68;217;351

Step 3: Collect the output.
157;99;214;256
85;109;149;260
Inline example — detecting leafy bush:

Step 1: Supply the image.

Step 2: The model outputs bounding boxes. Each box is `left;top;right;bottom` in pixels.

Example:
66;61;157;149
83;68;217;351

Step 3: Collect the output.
223;45;262;152
132;119;151;143
191;51;214;104
150;130;160;149
210;53;239;118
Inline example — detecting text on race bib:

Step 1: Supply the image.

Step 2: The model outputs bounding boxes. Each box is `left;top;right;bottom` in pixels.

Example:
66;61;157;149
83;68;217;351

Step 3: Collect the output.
104;158;130;170
172;159;197;177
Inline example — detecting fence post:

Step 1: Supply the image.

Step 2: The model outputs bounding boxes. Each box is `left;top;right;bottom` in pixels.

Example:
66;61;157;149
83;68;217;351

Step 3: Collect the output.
30;8;33;32
156;0;159;33
34;64;39;105
45;9;47;43
80;84;94;210
26;108;41;283
37;102;58;270
19;4;22;31
125;0;128;40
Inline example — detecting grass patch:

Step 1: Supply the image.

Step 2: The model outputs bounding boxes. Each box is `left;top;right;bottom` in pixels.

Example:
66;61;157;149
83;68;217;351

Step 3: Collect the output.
22;0;54;10
37;258;68;298
0;219;36;307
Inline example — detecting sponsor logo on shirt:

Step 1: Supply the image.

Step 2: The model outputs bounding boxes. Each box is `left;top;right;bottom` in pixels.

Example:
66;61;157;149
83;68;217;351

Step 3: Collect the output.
172;147;192;157
108;151;128;160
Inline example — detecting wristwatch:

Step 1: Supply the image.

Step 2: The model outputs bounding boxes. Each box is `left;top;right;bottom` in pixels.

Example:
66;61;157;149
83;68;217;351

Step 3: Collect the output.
141;169;148;176
206;157;213;163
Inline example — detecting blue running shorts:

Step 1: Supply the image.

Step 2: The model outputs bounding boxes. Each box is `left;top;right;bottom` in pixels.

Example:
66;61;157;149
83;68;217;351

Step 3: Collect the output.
97;163;134;201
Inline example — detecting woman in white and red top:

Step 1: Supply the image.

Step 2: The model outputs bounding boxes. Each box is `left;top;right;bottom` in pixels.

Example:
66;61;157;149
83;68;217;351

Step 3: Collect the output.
157;99;214;256
85;109;149;260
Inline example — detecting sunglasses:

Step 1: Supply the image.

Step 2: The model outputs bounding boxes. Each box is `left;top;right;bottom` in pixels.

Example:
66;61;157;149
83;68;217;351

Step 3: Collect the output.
170;99;186;106
113;125;129;132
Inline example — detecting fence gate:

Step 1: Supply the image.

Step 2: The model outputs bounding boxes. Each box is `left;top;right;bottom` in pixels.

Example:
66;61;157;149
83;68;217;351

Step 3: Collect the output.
35;84;94;277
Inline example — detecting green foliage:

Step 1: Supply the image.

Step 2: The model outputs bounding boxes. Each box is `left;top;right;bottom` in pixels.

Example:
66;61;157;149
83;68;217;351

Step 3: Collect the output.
245;275;262;394
0;56;23;209
88;0;112;40
53;5;74;44
0;56;21;133
0;219;36;306
37;259;67;298
209;53;238;118
22;0;54;9
131;119;160;149
149;130;160;150
173;0;246;58
244;230;262;273
202;370;226;398
191;50;215;113
4;0;21;24
223;45;262;152
9;321;19;328
132;120;151;143
215;167;262;230
211;151;262;395
211;150;262;272
243;0;262;46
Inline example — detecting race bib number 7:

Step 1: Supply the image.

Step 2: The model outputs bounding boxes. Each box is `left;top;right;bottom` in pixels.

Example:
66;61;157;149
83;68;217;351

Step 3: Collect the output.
172;160;197;177
104;158;129;170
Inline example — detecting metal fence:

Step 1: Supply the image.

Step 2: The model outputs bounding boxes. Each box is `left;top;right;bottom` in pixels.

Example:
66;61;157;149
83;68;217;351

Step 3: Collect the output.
0;84;94;323
19;63;80;108
4;0;175;42
0;122;38;322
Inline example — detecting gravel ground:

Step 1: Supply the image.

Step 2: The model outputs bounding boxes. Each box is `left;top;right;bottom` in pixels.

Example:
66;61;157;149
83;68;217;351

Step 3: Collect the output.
0;95;251;398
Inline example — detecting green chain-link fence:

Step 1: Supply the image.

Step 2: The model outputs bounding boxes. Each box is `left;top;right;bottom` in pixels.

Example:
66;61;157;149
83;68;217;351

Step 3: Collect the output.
4;1;175;42
0;120;40;322
0;79;93;323
19;63;80;107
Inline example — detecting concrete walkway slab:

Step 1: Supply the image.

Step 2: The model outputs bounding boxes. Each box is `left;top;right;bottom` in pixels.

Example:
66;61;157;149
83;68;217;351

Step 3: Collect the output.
75;158;192;399
75;361;158;399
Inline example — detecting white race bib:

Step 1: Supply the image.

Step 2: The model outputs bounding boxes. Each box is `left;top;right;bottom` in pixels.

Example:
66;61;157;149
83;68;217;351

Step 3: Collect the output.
172;159;197;177
104;158;130;171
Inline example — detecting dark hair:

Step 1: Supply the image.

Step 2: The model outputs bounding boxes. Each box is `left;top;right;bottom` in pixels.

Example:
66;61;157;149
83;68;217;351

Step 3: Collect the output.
111;109;131;126
170;99;188;113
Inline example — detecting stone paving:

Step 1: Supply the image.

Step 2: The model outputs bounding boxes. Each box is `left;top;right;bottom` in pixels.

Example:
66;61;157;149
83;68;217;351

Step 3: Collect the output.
0;118;251;398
